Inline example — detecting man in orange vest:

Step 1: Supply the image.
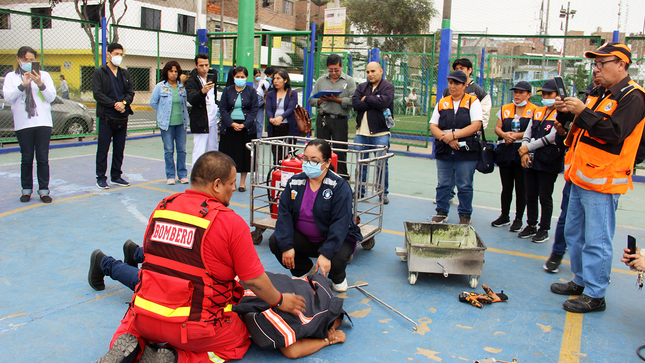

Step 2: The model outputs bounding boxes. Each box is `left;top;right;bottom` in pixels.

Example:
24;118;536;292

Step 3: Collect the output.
95;151;306;363
550;43;645;313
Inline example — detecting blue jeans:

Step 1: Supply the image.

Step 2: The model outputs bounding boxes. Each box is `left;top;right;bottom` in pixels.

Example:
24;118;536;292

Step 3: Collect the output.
100;247;144;291
565;184;620;298
160;125;187;179
435;155;477;216
353;134;390;195
551;181;571;256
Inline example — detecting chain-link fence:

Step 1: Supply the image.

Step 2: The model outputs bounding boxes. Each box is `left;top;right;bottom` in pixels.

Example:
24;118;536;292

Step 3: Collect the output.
626;36;645;87
0;9;99;144
315;34;437;148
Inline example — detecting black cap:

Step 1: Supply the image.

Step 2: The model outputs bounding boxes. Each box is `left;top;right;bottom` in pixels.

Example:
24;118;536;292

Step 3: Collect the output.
538;79;557;93
585;42;631;64
447;70;467;84
579;83;595;95
510;81;532;92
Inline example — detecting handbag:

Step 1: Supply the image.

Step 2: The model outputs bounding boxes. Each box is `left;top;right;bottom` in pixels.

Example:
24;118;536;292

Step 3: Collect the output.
289;90;311;134
105;115;128;131
476;128;495;174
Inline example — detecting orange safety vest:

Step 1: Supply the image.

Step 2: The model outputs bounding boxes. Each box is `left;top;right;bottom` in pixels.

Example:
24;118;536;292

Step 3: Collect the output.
131;192;244;343
564;80;645;194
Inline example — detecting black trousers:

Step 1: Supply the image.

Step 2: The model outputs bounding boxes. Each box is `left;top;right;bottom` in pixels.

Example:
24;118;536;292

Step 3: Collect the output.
269;229;355;284
524;168;558;230
498;163;526;220
96;117;127;182
15;126;52;194
315;113;348;178
271;123;293;165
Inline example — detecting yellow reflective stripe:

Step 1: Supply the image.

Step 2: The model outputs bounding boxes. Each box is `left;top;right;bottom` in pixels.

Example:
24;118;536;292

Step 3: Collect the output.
208;352;225;363
153;210;210;229
134;295;190;318
224;304;232;312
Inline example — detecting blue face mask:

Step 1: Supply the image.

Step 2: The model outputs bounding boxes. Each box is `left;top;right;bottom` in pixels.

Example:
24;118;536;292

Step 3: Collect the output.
514;100;527;107
21;61;31;73
542;98;555;107
266;77;272;83
255;76;261;82
234;78;247;88
302;161;324;179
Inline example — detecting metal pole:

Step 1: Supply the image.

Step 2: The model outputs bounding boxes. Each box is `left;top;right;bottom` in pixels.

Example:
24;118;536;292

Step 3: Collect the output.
560;1;570;76
101;16;107;65
157;30;160;83
39;17;44;64
306;0;311;32
436;0;453;103
354;286;419;331
237;0;255;76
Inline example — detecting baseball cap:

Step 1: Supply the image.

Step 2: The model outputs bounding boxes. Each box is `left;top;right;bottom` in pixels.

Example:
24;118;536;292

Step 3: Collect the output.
579;83;595;95
447;70;467;84
584;42;631;64
510;81;532;92
538;79;557;93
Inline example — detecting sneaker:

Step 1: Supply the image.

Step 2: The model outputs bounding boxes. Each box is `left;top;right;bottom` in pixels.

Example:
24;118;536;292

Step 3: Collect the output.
381;194;390;205
123;239;140;268
88;249;106;291
166;178;175;185
96;180;110;189
459;214;471;225
332;278;348;292
518;225;537;239
139;345;178;363
179;177;189;184
111;177;130;187
96;333;140;363
563;294;606;313
293;265;317;279
543;253;563;273
430;211;448;223
20;194;31;203
509;219;523;232
550;280;584;295
491;215;510;227
532;230;549;243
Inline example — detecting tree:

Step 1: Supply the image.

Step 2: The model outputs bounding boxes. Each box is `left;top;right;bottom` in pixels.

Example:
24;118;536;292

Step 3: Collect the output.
565;64;590;99
344;0;437;36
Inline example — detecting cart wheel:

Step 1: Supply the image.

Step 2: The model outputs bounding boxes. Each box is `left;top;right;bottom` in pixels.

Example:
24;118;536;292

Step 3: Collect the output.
408;272;418;285
400;255;407;262
469;276;479;289
251;228;265;245
361;238;375;250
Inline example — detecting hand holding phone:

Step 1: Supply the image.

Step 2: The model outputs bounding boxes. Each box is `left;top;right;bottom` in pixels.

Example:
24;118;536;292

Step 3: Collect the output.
31;61;40;75
554;76;568;99
628;235;637;262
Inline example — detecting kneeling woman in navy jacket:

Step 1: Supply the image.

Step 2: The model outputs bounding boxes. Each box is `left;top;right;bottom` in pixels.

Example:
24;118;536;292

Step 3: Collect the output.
269;139;362;293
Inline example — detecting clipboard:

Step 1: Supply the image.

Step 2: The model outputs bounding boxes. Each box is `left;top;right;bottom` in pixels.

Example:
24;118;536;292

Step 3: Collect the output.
311;90;342;98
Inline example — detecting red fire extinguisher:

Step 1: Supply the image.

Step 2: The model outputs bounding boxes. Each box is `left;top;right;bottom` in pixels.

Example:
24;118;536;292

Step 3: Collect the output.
270;155;303;219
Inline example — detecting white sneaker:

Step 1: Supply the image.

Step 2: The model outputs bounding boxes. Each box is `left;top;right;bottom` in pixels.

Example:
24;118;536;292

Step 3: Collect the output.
167;178;175;185
293;265;316;279
332;278;348;292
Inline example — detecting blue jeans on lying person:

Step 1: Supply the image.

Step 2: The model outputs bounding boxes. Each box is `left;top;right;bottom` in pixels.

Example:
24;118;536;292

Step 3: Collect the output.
435;155;477;216
100;247;144;291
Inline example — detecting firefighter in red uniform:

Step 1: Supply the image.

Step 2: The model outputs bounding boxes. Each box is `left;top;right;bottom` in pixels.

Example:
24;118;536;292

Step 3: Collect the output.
96;151;306;363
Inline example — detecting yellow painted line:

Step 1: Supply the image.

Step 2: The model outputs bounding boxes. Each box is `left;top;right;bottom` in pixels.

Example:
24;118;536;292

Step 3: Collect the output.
559;307;584;363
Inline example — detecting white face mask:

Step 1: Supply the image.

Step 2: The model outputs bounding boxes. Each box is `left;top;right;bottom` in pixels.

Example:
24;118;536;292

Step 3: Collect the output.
110;55;123;67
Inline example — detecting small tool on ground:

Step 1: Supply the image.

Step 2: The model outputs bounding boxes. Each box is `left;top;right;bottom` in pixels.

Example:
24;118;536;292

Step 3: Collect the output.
348;283;418;331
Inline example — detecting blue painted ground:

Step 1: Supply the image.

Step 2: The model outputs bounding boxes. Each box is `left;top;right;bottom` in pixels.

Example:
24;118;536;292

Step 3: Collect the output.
1;138;645;363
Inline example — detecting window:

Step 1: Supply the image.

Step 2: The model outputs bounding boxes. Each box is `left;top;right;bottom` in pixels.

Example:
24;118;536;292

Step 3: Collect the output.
31;7;52;29
141;7;161;30
128;67;150;91
177;14;195;34
43;65;61;73
80;66;95;91
262;0;274;10
282;0;293;15
82;4;104;23
0;13;9;29
0;65;13;76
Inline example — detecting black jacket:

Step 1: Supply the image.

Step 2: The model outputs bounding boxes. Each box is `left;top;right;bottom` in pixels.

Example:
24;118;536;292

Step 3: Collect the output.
219;84;258;135
91;63;134;119
352;79;394;134
185;68;217;134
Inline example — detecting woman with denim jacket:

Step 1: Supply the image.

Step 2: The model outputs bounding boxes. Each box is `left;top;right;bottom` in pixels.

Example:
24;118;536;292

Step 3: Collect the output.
150;61;190;185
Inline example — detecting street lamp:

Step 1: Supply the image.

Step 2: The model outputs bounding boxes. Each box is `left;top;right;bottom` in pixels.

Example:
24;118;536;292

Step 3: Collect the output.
559;2;576;76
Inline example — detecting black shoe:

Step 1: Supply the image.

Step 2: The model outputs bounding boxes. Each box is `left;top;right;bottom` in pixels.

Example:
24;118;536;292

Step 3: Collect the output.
96;179;110;189
544;253;563;273
430;211;448;223
381;194;390;205
88;249;106;291
531;229;550;243
139;345;178;363
491;215;510;227
111;177;130;187
550;280;584;295
459;214;471;225
123;239;140;268
20;194;31;203
96;333;140;363
509;219;523;232
563;294;606;313
40;195;52;204
518;225;537;239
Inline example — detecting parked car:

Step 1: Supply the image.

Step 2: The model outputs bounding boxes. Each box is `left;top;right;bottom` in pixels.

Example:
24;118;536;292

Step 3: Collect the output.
0;76;94;139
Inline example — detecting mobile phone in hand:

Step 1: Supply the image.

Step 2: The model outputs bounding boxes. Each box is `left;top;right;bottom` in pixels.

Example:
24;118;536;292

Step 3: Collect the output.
554;76;568;99
31;61;40;74
207;69;217;84
628;235;637;261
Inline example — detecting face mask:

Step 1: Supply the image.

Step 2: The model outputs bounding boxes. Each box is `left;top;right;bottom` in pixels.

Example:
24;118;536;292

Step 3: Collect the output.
234;78;247;87
255;76;262;82
513;100;527;107
302;161;324;179
542;98;555;107
110;55;123;67
20;61;32;73
266;77;272;83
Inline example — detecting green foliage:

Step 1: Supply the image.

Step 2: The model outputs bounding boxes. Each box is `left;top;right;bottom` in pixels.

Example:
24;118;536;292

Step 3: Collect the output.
344;0;438;35
565;64;590;98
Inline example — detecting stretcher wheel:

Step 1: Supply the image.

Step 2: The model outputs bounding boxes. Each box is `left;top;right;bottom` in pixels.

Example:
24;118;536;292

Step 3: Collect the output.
361;238;375;250
469;275;479;289
251;228;265;245
408;272;418;285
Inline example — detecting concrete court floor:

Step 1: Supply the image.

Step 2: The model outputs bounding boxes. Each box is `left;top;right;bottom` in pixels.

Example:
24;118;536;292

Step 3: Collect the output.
1;135;645;363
